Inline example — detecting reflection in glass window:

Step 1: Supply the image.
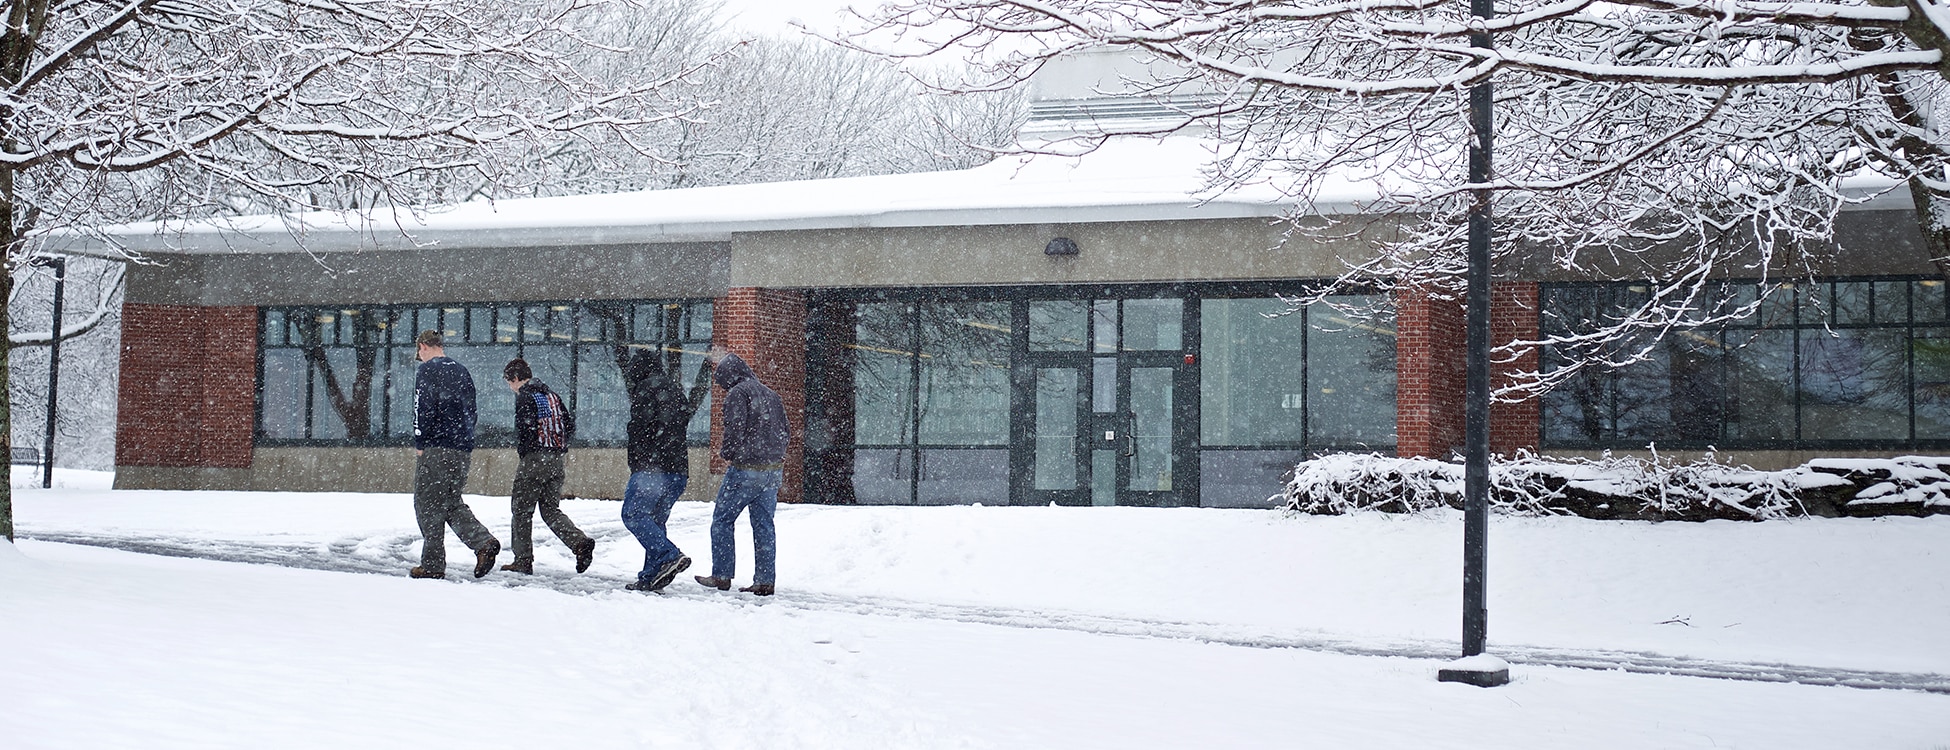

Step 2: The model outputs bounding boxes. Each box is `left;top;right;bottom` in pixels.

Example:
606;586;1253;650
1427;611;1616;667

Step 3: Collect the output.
1543;279;1950;449
852;303;914;446
806;289;1399;507
1121;298;1182;350
259;300;712;447
1307;298;1398;446
1915;328;1950;439
917;449;1009;505
259;349;307;439
1202;296;1393;450
1725;330;1794;442
917;302;1010;446
1028;300;1087;351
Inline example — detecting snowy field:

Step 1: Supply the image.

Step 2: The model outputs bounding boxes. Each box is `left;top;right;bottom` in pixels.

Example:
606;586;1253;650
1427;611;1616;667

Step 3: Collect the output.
5;469;1950;749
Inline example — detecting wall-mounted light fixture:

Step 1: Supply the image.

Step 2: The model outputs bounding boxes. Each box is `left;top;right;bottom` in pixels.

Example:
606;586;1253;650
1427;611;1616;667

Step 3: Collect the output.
1045;237;1079;256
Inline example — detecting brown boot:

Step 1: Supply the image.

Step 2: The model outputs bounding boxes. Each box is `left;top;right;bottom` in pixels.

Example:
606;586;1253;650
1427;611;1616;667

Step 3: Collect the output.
409;566;445;580
739;583;775;597
694;575;731;591
473;540;501;579
501;560;533;575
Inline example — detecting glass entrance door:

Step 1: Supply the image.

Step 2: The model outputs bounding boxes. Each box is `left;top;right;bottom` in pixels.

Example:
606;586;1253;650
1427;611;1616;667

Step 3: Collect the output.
1018;297;1191;506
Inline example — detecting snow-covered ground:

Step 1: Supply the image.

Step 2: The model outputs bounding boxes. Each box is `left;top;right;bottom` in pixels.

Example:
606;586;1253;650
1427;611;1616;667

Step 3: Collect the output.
5;471;1949;748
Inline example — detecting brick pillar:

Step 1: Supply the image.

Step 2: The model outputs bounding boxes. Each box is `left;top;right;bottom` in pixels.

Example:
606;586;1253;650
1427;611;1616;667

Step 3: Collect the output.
117;304;257;469
710;288;808;503
1490;282;1542;456
1395;286;1465;458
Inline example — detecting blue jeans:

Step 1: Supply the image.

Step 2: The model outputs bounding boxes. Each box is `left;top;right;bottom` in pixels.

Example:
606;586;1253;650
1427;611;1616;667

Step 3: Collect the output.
622;470;689;583
709;467;782;585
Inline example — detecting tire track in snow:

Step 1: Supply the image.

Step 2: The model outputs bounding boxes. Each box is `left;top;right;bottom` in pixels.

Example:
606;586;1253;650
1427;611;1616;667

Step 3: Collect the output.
21;530;1950;695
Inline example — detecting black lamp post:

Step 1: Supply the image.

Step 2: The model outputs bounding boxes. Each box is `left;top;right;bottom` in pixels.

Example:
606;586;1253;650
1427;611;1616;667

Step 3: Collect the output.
29;255;65;490
1437;0;1511;688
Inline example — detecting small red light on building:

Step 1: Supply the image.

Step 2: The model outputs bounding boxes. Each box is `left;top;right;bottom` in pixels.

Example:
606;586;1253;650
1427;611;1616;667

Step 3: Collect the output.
1184;354;1195;365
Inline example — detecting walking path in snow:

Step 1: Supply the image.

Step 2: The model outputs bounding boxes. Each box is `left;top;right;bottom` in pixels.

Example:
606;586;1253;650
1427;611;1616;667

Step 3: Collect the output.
24;527;1950;695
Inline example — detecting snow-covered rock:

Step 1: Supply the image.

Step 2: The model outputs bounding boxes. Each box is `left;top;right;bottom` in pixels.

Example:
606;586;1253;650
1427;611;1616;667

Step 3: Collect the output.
1282;452;1950;521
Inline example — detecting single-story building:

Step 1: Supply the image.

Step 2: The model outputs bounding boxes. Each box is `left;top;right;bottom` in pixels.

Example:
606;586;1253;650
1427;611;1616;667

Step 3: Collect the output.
78;52;1947;508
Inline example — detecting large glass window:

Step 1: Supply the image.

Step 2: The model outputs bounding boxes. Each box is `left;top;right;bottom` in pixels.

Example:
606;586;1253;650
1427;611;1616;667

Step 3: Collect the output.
1542;279;1949;449
805;286;1398;508
257;300;713;446
1199;296;1396;449
828;300;1014;505
1199;295;1396;508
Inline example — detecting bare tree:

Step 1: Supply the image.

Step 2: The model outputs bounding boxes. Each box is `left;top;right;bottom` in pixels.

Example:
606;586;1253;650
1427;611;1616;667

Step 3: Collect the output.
623;32;1022;190
0;0;720;539
838;0;1950;393
8;255;121;471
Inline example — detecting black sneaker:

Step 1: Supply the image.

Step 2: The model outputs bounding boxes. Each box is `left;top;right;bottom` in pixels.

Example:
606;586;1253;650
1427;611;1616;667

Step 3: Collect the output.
623;580;662;593
646;556;692;592
572;538;596;574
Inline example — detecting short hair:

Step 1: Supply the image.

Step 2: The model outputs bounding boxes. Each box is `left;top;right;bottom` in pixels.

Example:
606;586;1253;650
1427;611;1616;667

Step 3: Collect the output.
503;358;532;382
415;330;443;348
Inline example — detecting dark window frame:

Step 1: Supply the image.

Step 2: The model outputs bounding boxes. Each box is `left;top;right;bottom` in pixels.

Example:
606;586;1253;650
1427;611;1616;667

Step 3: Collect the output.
803;281;1398;506
254;299;714;449
1539;276;1950;451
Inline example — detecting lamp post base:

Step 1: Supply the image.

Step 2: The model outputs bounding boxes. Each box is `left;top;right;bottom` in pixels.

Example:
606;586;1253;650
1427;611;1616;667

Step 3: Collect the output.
1437;654;1511;687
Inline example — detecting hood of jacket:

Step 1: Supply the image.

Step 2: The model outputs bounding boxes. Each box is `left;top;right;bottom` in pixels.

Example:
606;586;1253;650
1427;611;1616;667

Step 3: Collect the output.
627;349;665;385
713;353;755;391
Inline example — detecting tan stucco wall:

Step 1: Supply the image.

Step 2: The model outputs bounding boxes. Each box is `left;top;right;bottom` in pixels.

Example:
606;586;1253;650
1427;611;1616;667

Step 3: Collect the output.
728;217;1399;289
126;242;731;307
117;446;723;501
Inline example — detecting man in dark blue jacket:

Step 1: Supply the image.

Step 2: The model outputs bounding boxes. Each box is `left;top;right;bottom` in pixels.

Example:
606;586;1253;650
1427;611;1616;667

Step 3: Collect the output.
695;348;790;596
409;330;500;580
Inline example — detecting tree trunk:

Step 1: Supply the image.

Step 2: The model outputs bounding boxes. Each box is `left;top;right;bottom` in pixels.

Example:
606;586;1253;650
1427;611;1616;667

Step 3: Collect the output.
1;183;14;541
0;0;46;541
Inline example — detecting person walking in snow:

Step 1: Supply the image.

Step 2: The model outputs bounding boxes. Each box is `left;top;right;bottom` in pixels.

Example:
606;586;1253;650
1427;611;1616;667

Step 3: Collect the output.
694;347;790;596
500;358;595;575
621;349;712;592
409;330;501;580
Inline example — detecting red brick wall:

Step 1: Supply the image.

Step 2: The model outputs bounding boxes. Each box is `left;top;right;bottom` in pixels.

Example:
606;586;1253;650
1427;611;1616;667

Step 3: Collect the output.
1395;287;1465;458
1395;283;1543;459
710;288;808;503
117;304;257;468
1491;282;1542;456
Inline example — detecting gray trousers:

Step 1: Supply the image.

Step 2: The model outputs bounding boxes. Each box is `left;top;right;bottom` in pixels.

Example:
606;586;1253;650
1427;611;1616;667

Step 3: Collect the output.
510;451;589;563
414;447;496;572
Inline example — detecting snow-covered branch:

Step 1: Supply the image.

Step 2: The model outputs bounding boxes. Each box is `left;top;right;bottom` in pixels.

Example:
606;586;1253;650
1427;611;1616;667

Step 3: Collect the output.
8;260;125;348
843;0;1950;395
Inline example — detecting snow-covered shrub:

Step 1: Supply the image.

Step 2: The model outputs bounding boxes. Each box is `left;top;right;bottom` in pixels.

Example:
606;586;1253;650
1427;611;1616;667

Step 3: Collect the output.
1280;451;1950;521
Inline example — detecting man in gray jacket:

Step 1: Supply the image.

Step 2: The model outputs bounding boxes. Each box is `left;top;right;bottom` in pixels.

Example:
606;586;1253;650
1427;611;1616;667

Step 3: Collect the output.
694;348;790;596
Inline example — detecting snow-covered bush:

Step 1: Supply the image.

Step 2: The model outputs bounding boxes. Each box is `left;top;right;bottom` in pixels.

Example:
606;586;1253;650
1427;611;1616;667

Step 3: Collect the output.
1281;452;1950;521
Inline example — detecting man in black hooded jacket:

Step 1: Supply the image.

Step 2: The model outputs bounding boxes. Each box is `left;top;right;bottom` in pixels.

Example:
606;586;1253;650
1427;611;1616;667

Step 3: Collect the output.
501;357;594;575
694;349;790;596
620;349;711;592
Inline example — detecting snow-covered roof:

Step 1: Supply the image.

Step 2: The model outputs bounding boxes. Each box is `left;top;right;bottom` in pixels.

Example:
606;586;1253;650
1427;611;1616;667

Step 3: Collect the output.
70;137;1356;256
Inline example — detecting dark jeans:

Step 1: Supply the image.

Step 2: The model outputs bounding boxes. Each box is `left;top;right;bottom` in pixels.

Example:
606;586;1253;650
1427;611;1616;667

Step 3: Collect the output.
622;470;689;583
414;447;496;572
510;451;589;564
709;467;781;585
